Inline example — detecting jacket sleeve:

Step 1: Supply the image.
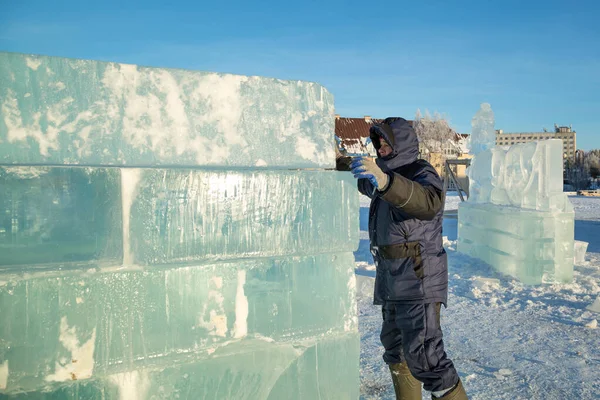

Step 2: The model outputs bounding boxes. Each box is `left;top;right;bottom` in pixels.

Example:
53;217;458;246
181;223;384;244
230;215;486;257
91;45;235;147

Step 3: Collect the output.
357;178;376;198
377;165;443;220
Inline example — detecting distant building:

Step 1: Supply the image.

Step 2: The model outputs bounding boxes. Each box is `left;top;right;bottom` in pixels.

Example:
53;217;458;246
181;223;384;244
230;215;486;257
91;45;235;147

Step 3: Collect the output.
495;124;577;161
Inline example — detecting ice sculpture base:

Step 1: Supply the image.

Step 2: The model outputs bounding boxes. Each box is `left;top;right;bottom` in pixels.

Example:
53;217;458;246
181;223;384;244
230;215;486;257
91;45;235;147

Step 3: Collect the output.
457;202;575;284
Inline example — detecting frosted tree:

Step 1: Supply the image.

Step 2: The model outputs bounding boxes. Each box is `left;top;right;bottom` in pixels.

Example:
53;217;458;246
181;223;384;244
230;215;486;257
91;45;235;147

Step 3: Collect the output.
583;150;600;188
413;109;460;168
585;150;600;179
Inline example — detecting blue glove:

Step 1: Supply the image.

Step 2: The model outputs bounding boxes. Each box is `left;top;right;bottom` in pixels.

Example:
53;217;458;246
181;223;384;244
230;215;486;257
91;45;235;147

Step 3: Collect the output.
350;156;389;190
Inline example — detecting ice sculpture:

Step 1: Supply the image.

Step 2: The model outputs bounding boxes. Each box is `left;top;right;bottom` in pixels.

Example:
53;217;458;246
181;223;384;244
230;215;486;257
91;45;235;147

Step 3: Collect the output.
0;52;360;398
458;104;575;284
468;103;496;155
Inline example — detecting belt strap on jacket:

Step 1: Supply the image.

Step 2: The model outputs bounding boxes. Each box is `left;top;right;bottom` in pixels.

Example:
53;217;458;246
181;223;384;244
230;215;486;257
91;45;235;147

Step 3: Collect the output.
371;242;421;259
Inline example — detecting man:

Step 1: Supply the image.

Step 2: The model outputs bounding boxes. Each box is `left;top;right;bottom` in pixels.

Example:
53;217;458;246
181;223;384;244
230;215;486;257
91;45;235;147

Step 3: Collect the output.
345;117;468;400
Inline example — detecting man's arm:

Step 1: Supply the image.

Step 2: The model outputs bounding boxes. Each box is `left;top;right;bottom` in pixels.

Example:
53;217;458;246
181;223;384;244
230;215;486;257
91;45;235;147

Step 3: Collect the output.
377;165;443;220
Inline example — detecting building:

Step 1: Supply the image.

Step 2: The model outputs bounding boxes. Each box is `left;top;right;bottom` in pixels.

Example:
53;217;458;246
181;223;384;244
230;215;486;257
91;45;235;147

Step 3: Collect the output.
495;124;576;161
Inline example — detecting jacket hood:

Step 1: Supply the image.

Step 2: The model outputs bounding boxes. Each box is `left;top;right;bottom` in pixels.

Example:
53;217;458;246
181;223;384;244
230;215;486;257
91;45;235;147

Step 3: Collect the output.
369;117;419;171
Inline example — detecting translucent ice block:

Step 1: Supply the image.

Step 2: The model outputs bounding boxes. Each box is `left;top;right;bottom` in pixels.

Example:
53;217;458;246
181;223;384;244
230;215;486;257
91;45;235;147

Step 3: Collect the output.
0;332;359;400
127;169;359;265
0;253;357;394
0;167;123;267
0;167;359;268
0;52;335;168
457;202;574;284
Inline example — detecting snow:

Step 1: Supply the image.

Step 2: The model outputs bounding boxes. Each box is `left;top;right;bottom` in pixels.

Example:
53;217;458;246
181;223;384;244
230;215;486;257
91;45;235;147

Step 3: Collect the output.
357;194;600;399
44;317;96;383
444;192;464;211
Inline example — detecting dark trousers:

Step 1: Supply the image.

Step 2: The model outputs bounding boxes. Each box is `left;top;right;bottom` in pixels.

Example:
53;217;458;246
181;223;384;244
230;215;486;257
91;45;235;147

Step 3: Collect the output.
380;302;459;392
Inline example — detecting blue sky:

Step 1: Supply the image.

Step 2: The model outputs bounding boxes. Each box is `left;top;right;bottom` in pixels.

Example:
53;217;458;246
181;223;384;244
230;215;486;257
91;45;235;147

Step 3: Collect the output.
1;0;599;150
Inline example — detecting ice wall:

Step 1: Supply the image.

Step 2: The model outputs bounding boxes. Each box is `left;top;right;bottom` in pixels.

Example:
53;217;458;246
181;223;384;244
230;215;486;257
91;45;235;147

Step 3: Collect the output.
0;52;360;398
458;104;574;284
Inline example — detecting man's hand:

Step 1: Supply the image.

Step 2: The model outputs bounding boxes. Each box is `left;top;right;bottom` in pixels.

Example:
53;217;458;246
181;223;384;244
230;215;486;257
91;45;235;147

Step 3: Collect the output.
350;156;389;191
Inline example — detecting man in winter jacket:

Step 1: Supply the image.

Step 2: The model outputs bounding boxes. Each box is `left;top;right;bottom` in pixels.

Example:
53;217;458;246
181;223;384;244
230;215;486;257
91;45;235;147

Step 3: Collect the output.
343;117;468;400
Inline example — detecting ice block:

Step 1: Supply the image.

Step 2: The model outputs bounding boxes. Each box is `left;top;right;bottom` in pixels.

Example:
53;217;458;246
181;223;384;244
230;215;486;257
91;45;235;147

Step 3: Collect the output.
0;166;123;267
0;52;335;168
458;202;574;284
0;332;359;400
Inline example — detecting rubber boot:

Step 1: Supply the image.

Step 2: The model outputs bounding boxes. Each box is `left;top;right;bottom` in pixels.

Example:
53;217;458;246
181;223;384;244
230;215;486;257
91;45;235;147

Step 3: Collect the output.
389;362;422;400
432;379;468;400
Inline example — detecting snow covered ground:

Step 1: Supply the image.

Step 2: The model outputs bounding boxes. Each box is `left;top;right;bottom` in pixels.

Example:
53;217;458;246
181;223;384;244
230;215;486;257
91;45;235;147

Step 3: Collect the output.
357;193;600;400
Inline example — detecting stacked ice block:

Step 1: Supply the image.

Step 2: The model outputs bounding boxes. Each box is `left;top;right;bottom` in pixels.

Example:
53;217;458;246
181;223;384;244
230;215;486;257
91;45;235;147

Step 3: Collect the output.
458;104;574;284
0;52;360;398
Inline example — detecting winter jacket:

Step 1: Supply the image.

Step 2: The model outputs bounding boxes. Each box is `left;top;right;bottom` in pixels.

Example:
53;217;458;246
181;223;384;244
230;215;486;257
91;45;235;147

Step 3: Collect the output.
352;117;447;305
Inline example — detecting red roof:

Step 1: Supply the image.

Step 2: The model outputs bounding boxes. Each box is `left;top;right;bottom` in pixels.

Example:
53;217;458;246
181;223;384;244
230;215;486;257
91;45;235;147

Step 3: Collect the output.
335;115;381;137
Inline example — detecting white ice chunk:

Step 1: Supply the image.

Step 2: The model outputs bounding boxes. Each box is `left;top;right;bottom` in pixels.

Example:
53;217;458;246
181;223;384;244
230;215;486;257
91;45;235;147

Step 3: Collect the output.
584;319;597;329
0;361;7;390
587;297;600;314
574;241;589;264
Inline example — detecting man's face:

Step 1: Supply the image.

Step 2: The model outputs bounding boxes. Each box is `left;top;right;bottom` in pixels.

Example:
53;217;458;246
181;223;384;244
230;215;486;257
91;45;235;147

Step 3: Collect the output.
378;137;392;157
